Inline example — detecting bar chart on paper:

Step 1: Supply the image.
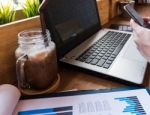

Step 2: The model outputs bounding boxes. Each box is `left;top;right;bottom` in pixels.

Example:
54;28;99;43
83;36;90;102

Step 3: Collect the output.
115;96;146;115
18;106;73;115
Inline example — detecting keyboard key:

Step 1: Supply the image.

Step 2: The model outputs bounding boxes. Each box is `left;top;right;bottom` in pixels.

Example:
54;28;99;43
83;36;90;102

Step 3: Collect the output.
85;58;92;63
106;60;112;64
109;48;115;52
105;53;111;57
88;50;94;54
95;50;100;54
97;59;106;67
110;54;116;58
101;51;106;54
112;44;124;56
97;48;102;51
103;49;108;52
102;56;108;60
89;55;95;59
82;55;89;59
86;52;92;56
92;46;98;49
103;63;111;69
107;50;112;54
78;57;86;62
98;53;104;57
95;55;101;60
100;46;105;49
90;48;95;51
90;59;99;65
92;52;98;56
108;57;115;61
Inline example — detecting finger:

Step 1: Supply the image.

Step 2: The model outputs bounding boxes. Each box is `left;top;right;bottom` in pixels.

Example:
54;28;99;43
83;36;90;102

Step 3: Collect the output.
133;39;141;53
133;31;145;51
132;32;138;41
130;19;144;35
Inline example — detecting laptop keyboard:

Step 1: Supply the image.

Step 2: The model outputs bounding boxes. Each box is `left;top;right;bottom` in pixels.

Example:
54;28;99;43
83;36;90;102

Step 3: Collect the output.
76;31;131;69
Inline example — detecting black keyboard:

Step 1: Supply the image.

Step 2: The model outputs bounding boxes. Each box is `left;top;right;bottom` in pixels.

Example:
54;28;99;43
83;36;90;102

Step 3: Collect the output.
76;31;131;69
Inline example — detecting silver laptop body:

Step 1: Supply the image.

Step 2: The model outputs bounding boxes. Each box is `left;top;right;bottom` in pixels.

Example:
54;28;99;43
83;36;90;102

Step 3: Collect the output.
44;0;147;84
60;28;147;84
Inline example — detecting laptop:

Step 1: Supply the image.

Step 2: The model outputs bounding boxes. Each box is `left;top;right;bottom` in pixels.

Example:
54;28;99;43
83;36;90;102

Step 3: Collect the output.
43;0;147;84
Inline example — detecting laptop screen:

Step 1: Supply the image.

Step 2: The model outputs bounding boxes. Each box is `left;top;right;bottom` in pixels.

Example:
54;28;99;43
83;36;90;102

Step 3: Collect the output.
43;0;101;58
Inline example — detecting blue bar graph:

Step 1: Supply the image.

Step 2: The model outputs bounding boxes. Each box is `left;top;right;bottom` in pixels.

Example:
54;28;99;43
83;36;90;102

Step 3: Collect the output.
115;96;146;115
18;106;73;115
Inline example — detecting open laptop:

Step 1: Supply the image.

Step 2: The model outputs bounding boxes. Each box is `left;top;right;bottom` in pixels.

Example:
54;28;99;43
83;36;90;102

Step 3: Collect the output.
43;0;147;84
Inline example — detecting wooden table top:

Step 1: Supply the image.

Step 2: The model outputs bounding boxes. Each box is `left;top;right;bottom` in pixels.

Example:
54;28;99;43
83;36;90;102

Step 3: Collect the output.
0;4;149;94
56;4;150;92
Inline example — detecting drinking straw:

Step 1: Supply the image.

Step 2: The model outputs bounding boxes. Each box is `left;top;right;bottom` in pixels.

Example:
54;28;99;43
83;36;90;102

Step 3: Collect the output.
39;0;49;46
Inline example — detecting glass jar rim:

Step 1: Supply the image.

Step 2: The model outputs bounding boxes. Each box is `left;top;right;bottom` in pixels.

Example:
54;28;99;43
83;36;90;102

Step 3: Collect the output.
18;28;51;44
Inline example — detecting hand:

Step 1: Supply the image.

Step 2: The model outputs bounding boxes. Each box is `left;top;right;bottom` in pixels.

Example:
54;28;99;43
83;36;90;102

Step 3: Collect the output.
130;18;150;62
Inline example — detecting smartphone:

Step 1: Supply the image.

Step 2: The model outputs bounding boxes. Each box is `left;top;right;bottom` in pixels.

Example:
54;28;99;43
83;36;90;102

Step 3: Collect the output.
124;4;150;29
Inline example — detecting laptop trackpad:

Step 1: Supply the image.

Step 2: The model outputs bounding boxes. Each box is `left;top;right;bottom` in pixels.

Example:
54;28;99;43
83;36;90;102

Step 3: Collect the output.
123;41;146;62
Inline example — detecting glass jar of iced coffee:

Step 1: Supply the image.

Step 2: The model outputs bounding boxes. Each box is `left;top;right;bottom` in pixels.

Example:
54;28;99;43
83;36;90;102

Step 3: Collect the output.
15;28;58;90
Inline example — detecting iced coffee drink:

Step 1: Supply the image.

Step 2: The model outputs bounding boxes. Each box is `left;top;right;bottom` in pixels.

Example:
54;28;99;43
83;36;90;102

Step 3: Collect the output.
16;29;58;89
